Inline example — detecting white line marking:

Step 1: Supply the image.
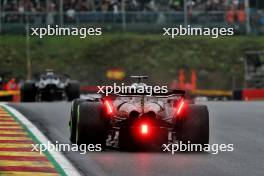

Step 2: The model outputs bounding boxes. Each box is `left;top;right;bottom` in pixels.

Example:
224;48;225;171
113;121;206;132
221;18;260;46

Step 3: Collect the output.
0;103;81;176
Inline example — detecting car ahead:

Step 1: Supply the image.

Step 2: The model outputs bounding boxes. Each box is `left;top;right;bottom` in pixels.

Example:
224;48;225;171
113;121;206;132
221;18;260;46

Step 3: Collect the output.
69;76;209;151
21;70;80;102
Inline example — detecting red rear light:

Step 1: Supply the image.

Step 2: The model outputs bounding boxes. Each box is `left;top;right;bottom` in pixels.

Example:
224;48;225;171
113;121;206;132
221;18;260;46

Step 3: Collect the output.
141;124;148;135
132;120;153;139
104;100;114;115
176;100;185;115
174;99;185;117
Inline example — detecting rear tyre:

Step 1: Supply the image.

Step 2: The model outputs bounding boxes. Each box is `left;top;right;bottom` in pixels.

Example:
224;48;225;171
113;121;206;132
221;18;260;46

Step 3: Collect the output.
66;81;80;101
69;99;85;143
76;101;107;149
177;105;209;146
20;81;36;102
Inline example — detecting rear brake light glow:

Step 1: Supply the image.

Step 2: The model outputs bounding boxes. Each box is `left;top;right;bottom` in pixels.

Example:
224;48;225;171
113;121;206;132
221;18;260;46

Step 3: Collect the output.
105;100;113;115
176;100;185;115
141;124;148;135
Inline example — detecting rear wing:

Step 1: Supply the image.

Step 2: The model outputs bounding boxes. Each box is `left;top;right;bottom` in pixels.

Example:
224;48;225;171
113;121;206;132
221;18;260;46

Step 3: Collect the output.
110;89;186;98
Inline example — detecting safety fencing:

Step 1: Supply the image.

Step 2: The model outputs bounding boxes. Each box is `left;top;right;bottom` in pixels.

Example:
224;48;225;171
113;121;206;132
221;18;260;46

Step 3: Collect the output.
1;11;263;34
233;89;264;101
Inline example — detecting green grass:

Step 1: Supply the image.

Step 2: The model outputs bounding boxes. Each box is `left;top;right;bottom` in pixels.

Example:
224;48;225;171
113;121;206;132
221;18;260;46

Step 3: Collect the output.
1;34;264;89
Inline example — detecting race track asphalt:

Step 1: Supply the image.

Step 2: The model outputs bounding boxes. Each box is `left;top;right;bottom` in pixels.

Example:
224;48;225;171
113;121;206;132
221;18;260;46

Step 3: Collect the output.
10;101;264;176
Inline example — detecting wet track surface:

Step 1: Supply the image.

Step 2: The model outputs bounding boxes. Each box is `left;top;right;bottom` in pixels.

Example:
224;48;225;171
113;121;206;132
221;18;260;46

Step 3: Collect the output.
10;102;264;176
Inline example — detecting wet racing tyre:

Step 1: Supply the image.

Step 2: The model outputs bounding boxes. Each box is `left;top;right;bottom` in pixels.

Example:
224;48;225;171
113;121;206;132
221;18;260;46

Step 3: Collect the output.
76;101;107;149
178;105;209;146
66;81;80;101
20;81;36;102
69;99;86;143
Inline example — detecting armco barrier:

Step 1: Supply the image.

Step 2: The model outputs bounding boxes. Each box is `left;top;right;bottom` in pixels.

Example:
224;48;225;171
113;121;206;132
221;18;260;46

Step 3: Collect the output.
191;89;232;98
243;89;264;101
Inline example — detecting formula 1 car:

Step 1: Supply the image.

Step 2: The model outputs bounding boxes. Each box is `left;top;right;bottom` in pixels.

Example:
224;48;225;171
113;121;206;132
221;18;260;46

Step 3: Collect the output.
69;76;209;150
21;70;80;102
